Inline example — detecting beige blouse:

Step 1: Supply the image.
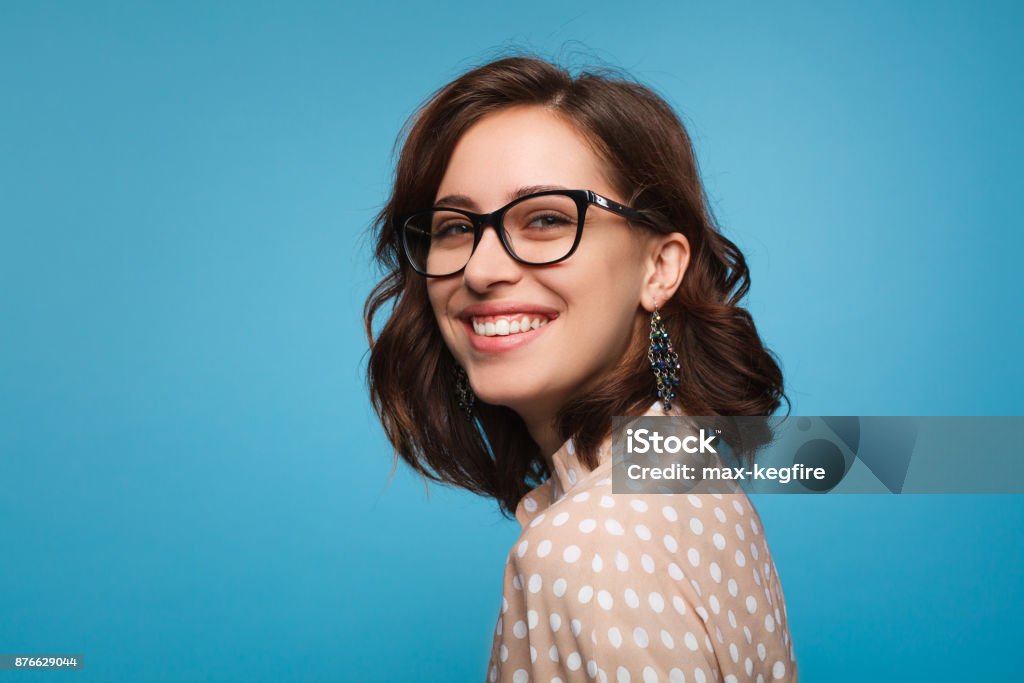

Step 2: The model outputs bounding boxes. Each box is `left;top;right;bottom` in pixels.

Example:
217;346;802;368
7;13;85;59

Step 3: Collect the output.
486;402;798;683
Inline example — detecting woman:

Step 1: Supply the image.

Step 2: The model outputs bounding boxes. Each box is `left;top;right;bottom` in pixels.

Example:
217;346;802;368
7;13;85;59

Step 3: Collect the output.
364;55;797;682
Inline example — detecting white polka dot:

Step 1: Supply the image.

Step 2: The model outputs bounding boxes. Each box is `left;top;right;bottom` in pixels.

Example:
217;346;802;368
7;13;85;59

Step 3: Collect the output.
513;620;527;638
517;540;529;557
528;513;546;528
579;518;597;533
746;658;753;675
668;562;684;580
553;511;570;526
572;491;590;503
567;652;581;671
689;517;704;535
528;610;539;629
566;439;575;455
512;574;522;590
524;497;538;512
687;494;703;508
660;629;675;649
751;542;760;561
553;578;567;597
687;548;701;567
663;535;679;553
588;660;599;677
633;627;650;648
648;591;665;613
765;614;776;632
563;545;582;563
713;533;726;550
616;665;630;683
772;661;786;679
709;594;720;613
578;585;594;603
502;597;508;613
735;523;746;540
641;554;655;573
625;588;640;608
600;495;615;508
571;619;582;636
550;613;562;632
567;469;578;485
615;551;630;571
696;606;709;621
710;562;722;582
714;507;727;523
728;610;737;628
746;596;758;613
669;669;684;683
528;574;542;593
691;579;703;597
684;631;699;651
536;539;552;557
605;518;625;535
744;626;752;644
757;642;767;660
500;645;508;662
732;499;745;515
735;549;747;567
751;518;761;535
729;642;739;662
549;644;559;661
609;627;623;648
663;505;679;522
672;595;687;615
694;669;706;683
631;499;649;512
598;590;614;610
643;666;658;683
728;578;739;596
724;676;737;683
490;665;497;682
592;553;604;572
635;524;652;540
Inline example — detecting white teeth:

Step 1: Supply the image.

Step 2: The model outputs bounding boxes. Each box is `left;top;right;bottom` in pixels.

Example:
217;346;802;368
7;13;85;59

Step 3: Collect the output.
470;315;551;337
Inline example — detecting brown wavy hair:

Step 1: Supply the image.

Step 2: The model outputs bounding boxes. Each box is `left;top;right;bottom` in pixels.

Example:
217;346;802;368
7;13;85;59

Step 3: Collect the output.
363;54;787;516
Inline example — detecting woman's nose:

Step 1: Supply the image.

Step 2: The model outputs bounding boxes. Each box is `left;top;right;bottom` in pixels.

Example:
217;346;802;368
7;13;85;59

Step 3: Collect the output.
462;223;523;292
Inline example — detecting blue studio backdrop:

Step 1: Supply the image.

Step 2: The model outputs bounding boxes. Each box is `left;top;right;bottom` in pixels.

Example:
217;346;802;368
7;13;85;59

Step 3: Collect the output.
1;1;1022;681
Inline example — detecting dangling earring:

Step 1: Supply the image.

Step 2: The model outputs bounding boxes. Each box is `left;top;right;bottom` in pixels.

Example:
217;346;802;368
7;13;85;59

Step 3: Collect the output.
454;365;475;418
648;301;680;413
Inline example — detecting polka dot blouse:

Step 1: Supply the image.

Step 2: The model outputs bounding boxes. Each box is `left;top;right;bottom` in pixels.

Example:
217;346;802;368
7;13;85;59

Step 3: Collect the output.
487;402;798;683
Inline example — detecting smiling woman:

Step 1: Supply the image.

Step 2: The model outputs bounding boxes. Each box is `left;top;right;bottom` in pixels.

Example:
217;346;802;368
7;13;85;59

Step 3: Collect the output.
364;55;796;682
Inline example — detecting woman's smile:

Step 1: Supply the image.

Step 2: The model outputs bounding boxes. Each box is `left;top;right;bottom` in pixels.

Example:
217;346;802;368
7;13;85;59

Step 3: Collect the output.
457;301;560;354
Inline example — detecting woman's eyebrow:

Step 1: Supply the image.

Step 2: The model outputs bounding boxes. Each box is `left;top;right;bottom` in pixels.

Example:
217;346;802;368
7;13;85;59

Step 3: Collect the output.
434;184;570;210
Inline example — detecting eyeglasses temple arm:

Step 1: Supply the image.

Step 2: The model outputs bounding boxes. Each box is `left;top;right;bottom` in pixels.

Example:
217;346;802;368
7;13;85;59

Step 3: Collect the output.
587;190;649;222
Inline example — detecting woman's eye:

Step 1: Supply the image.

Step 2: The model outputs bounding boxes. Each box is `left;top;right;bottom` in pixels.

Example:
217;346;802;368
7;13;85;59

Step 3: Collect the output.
527;214;572;229
433;222;473;238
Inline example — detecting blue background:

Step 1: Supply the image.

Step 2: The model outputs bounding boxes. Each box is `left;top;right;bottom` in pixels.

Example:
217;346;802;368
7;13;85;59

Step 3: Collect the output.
2;1;1022;680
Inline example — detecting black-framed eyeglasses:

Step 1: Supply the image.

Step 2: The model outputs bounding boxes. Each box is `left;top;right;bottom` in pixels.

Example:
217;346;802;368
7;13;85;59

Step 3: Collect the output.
397;189;651;277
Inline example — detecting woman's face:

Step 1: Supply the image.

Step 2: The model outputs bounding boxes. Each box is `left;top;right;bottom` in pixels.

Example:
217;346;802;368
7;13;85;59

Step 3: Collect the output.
426;105;657;425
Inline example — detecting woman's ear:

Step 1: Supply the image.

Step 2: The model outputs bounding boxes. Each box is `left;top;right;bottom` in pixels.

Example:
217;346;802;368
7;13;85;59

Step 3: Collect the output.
641;232;690;312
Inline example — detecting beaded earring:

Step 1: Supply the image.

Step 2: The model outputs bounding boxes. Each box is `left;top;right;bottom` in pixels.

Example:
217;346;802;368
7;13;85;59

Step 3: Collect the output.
648;303;680;413
454;365;475;418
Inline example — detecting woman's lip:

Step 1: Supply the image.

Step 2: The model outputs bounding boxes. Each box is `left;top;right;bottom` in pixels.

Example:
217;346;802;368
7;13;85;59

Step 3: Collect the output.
462;317;552;353
458;302;561;319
